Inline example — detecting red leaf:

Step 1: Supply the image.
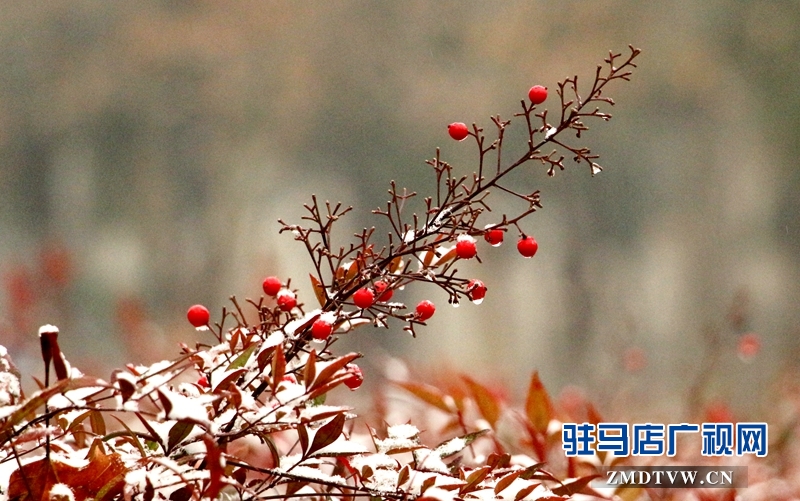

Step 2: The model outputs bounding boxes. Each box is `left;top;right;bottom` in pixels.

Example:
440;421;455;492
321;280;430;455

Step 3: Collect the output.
461;375;502;426
202;436;225;498
308;413;346;456
524;371;553;435
551;474;600;497
270;344;286;393
309;274;327;307
310;353;361;392
8;444;127;501
394;381;453;413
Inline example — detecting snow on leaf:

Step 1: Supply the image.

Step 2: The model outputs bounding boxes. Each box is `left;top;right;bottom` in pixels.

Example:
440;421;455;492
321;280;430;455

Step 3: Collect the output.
312;435;369;457
412;448;450;474
156;387;217;431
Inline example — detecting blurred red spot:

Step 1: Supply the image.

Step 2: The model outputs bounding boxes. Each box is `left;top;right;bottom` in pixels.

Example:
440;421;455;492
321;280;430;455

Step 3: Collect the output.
40;243;72;289
704;400;734;423
5;266;35;331
558;385;586;419
737;332;761;361
623;346;647;373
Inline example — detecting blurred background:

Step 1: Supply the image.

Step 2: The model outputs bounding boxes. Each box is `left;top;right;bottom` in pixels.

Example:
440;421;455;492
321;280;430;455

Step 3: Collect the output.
1;1;798;421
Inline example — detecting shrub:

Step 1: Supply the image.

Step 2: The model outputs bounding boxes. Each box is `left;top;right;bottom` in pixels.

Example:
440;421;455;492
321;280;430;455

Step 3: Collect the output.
0;47;641;501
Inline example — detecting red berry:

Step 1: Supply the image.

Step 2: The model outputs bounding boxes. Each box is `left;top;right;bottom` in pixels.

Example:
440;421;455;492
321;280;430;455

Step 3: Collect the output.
311;318;333;340
197;374;210;388
276;289;297;311
467;279;487;302
262;276;282;296
353;287;374;309
448;122;469;141
483;228;504;247
528;85;548;105
374;280;393;302
187;304;210;327
455;235;478;259
415;300;436;321
344;364;363;390
517;235;538;258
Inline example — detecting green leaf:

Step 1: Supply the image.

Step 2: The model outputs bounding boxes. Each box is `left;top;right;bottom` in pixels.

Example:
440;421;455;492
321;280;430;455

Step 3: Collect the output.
227;343;258;371
167;421;194;453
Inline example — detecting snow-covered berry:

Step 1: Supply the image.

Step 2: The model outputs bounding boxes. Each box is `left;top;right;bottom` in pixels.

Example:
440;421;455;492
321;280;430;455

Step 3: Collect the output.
353;287;374;309
467;279;487;302
455;234;478;260
415;300;436;321
483;227;504;247
276;289;297;311
344;364;363;390
311;318;333;341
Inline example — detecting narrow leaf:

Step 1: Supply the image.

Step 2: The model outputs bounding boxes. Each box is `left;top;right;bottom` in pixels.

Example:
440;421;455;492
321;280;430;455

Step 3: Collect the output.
297;424;310;455
167;421;195;453
397;465;410;488
308;413;346;456
515;483;539;501
309;274;327;307
226;343;258;371
304;349;317;389
494;470;522;495
89;410;107;437
460;466;490;494
551;475;600;497
271;344;286;393
110;415;147;458
461;375;501;426
525;371;553;435
310;353;361;392
394;381;452;413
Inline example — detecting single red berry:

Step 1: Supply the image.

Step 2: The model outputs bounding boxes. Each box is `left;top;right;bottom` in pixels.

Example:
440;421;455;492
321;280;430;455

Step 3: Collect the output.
373;280;393;302
262;276;282;296
282;374;298;385
517;235;539;258
187;304;210;327
528;85;548;105
196;374;210;388
311;318;334;340
276;289;297;311
415;300;436;321
483;227;504;247
448;122;469;141
344;364;363;390
467;279;487;302
455;234;478;259
353;287;374;309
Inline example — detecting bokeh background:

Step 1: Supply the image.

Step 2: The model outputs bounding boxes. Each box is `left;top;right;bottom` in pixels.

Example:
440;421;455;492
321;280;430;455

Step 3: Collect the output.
1;1;798;421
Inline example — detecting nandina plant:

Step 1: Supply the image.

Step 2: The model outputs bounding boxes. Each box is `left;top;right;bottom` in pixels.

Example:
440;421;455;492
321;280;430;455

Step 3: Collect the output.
0;47;640;501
